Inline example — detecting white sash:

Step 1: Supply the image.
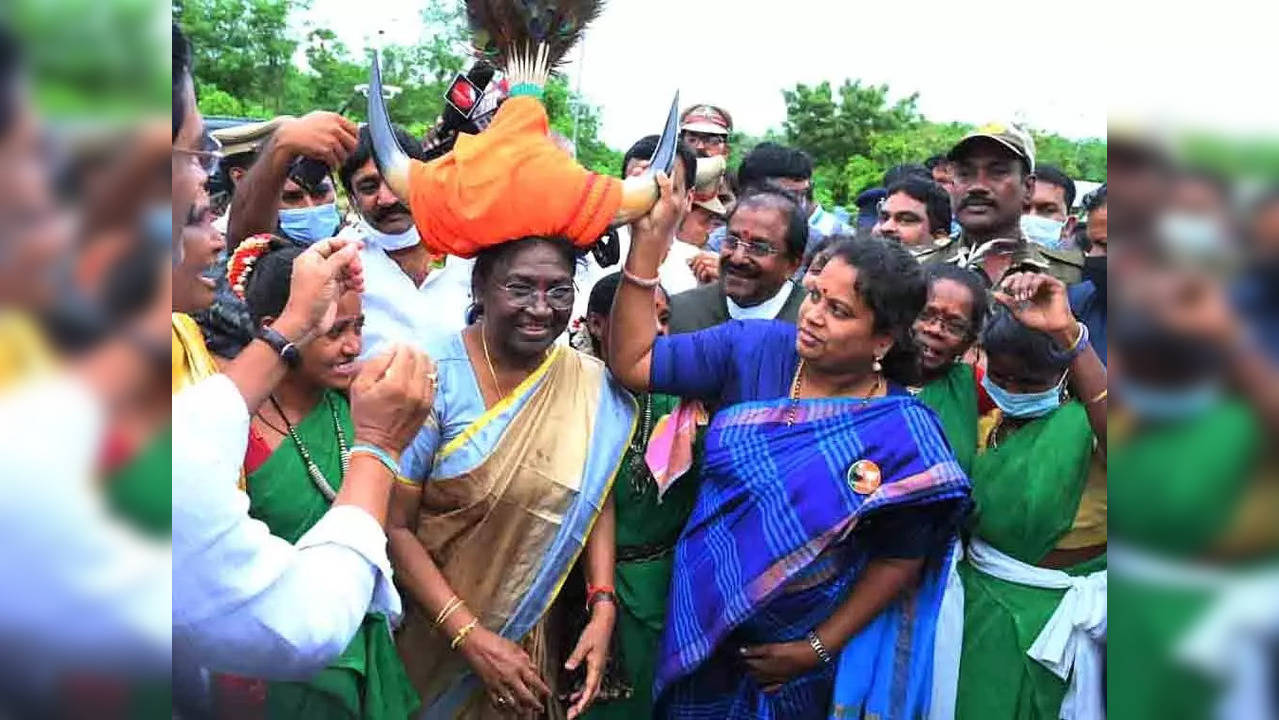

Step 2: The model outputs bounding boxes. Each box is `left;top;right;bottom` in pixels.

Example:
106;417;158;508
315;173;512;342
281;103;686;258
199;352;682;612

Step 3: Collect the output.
1110;541;1279;720
931;539;1107;720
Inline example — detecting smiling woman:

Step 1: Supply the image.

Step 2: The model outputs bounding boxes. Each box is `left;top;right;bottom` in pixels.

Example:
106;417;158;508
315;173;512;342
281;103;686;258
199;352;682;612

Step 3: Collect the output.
388;234;638;719
210;234;421;719
609;213;971;718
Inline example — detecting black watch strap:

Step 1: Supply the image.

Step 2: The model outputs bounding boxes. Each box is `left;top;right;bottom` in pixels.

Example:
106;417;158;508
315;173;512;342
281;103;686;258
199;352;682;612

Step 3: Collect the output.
257;325;301;368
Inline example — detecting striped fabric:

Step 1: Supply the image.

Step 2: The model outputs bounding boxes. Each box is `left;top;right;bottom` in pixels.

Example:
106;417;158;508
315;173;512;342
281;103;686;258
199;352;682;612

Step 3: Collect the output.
654;394;969;719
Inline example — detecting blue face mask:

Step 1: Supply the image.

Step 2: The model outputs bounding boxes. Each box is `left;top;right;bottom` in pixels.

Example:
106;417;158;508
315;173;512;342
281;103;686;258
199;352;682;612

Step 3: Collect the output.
1021;214;1068;250
1117;378;1221;422
278;203;341;245
981;372;1066;419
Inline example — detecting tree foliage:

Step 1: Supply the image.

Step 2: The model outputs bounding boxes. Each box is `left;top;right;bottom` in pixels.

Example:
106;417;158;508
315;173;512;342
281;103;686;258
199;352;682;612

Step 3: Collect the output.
174;0;620;174
777;79;1107;207
173;0;1105;200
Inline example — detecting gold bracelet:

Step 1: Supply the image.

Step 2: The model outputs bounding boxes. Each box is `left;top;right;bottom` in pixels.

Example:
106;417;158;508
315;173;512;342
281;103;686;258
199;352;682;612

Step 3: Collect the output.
1065;322;1086;353
450;619;479;650
435;596;463;626
1085;388;1108;405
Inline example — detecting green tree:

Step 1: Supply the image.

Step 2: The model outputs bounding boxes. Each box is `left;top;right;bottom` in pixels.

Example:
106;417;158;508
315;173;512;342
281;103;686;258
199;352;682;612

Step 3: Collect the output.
174;0;302;114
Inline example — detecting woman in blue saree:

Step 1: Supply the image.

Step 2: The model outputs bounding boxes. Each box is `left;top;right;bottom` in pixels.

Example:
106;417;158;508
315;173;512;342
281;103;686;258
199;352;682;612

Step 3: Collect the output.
608;180;972;719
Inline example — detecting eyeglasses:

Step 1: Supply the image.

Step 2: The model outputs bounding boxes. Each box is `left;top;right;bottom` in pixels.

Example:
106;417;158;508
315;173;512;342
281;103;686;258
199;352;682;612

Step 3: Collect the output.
174;131;223;175
681;131;727;148
916;308;971;339
723;234;780;258
501;282;575;311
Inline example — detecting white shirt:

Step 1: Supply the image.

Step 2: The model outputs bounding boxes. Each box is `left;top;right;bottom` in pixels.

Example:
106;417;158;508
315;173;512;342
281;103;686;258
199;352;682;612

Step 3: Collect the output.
727;280;797;320
172;374;400;680
0;376;170;707
570;228;705;324
356;244;475;359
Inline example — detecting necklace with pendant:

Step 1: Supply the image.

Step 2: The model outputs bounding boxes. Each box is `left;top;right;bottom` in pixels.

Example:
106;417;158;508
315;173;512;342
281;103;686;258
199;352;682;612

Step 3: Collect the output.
628;394;655;495
269;393;349;502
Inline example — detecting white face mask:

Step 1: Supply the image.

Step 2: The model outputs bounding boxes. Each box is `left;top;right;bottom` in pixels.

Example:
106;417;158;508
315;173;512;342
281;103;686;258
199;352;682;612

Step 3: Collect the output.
1157;212;1227;258
360;220;420;251
1020;214;1068;251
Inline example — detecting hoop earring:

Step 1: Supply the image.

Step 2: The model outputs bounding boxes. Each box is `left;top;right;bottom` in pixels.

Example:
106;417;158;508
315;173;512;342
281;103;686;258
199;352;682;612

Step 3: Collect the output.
872;356;883;373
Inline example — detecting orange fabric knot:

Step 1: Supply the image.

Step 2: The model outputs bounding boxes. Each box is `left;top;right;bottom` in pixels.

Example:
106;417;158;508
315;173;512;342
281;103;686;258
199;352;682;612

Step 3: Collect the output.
407;96;622;259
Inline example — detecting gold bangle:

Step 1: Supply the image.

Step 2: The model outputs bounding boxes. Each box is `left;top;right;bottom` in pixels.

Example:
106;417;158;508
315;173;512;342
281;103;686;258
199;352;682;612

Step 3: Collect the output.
450;619;479;650
1065;322;1085;353
435;596;463;626
1085;388;1108;405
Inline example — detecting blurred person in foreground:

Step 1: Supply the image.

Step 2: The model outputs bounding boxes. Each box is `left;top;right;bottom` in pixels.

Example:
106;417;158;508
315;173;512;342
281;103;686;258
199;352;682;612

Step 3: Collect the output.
337;123;475;355
171;22;440;698
609;183;971;717
1108;267;1279;720
1235;187;1279;360
938;273;1108;720
579;272;704;720
928;122;1083;286
872;176;953;258
1021;163;1078;252
667;184;808;333
211;236;420;718
0;22;176;714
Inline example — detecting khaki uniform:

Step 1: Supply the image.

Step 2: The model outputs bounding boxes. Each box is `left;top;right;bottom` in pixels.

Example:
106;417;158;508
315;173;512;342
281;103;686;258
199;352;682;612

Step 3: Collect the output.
919;233;1082;286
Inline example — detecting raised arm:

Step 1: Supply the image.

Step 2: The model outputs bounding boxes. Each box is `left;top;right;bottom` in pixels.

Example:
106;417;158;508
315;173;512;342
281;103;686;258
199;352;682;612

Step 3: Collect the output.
226;112;357;249
607;172;683;391
995;273;1108;454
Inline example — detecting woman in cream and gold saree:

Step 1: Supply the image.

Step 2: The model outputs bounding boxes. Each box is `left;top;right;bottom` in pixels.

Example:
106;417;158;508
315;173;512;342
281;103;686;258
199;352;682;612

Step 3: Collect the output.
390;236;635;720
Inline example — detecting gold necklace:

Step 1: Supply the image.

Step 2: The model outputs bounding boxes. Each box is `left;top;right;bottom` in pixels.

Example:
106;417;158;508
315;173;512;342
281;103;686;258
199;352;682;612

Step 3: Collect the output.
786;359;883;426
479;323;551;401
480;324;506;399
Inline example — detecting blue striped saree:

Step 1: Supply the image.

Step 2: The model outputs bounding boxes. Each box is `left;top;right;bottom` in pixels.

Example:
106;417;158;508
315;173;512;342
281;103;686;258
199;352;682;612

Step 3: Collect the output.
654;394;969;720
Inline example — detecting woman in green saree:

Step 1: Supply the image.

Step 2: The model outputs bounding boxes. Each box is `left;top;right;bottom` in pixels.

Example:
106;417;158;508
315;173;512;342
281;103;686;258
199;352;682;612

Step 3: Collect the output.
576;272;704;720
214;237;420;720
911;264;990;475
938;272;1109;720
1107;271;1279;720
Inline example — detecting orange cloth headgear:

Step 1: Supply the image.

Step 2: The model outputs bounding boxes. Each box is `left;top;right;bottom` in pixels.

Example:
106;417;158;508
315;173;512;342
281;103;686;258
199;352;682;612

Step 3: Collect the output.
406;96;622;259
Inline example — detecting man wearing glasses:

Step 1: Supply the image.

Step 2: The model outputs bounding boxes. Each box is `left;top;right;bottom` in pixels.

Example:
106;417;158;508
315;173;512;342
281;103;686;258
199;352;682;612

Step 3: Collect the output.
668;184;808;334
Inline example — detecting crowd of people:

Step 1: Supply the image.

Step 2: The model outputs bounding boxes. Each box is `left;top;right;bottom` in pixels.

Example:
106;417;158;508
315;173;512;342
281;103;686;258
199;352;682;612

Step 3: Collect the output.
163;8;1127;714
6;9;1279;720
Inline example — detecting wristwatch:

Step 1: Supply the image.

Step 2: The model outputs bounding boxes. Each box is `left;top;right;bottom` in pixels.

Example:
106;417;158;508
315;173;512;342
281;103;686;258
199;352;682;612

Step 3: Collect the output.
257;325;301;369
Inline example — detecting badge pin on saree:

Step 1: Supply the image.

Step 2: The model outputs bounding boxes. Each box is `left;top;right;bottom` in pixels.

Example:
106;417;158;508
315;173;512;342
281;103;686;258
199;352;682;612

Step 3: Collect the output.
847;459;881;495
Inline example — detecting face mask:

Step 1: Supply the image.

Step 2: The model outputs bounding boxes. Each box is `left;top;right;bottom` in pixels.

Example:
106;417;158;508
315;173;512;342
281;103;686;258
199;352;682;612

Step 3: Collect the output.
1083;255;1107;303
278;203;341;245
1157;212;1226;257
359;220;420;252
1021;214;1068;251
1117;378;1221;422
981;372;1066;419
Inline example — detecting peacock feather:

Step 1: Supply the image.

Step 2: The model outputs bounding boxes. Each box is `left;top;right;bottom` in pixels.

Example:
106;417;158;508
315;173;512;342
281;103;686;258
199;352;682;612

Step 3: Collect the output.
465;0;604;97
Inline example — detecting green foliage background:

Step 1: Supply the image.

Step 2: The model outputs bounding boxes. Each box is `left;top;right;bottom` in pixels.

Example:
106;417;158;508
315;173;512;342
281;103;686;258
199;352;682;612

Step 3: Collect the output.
172;0;1107;199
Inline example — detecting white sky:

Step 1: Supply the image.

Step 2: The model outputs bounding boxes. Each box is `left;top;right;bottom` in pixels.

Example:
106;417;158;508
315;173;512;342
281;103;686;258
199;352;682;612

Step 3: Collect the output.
300;0;1279;149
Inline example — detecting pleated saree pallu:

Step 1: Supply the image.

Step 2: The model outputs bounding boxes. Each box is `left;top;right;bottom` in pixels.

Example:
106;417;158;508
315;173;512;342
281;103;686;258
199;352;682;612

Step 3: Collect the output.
654;393;970;720
397;346;636;719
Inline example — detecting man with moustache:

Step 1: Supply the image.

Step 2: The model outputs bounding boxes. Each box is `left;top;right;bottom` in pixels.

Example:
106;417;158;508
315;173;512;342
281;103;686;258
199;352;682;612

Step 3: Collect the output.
667;184;807;334
336;124;474;355
873;176;953;257
925;122;1082;286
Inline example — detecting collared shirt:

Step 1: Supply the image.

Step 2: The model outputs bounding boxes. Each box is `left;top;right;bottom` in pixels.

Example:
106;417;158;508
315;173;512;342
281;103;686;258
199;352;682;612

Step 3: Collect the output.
355;243;474;359
173;374;400;681
727;281;796;320
921;231;1082;286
